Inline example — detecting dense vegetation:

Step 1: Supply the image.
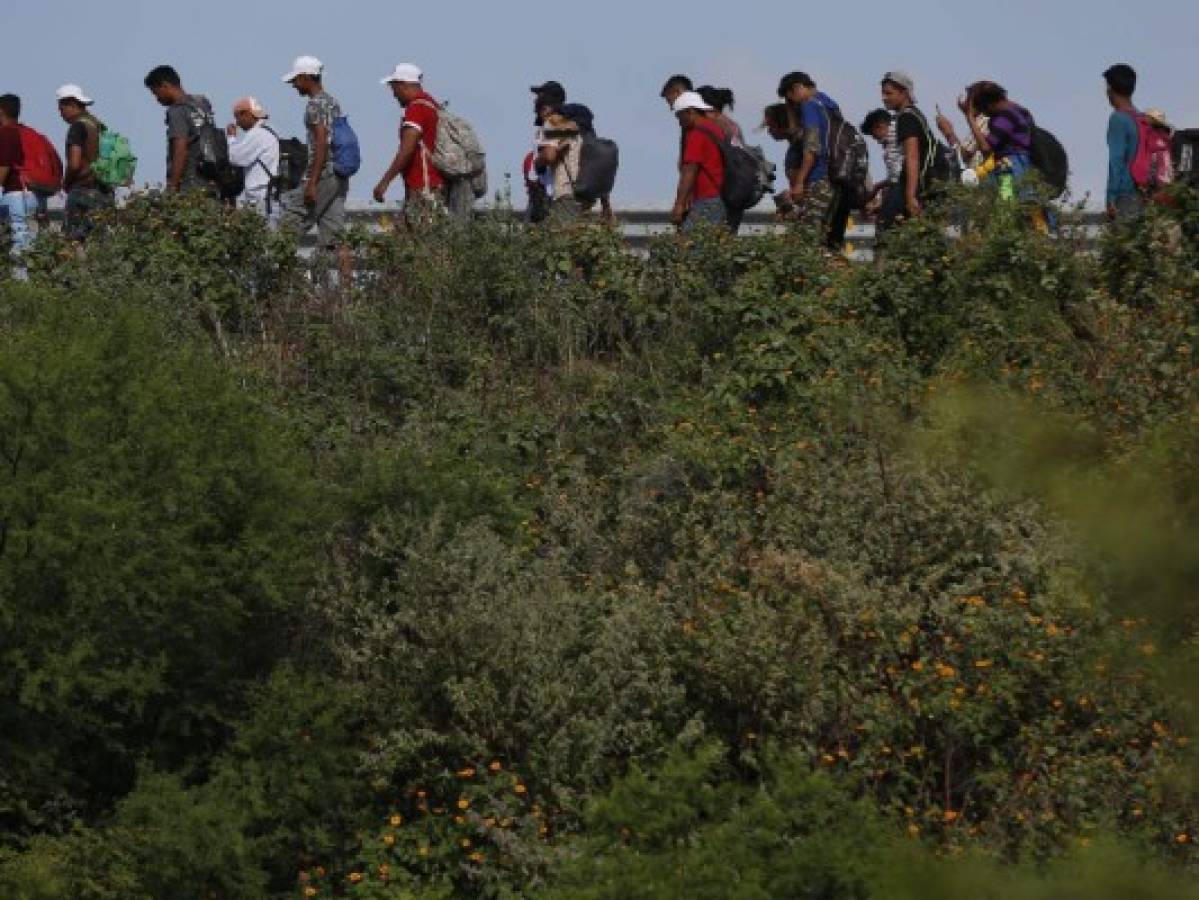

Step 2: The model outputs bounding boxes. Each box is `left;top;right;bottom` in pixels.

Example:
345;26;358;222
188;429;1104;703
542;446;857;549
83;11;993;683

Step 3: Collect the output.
0;189;1196;898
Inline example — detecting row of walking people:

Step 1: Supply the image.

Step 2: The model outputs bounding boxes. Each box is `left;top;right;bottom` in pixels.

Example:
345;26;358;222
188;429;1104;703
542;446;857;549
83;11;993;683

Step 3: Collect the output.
0;58;1191;261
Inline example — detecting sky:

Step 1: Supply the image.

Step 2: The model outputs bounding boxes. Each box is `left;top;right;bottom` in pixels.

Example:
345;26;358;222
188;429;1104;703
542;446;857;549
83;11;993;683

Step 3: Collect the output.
7;0;1197;209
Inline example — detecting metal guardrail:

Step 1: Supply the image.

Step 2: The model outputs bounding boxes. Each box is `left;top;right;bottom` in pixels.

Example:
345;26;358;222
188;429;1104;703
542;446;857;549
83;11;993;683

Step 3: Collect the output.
34;201;1108;259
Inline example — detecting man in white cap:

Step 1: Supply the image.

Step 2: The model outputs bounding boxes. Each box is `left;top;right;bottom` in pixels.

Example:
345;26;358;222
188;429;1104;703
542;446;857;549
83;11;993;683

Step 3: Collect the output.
670;91;727;231
372;63;446;228
225;97;280;216
878;70;932;231
279;55;350;273
56;83;114;240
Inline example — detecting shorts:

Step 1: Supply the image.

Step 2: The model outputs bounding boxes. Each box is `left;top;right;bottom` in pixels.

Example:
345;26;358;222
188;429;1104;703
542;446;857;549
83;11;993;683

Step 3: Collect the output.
279;172;349;249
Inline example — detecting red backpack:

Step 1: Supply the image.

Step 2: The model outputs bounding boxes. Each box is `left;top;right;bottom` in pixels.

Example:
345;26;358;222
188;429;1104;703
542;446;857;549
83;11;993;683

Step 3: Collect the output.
1126;111;1173;191
16;125;64;196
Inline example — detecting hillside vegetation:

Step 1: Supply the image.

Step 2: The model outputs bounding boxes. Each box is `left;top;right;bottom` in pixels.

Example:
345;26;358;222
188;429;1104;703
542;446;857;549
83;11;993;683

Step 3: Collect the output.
0;190;1196;898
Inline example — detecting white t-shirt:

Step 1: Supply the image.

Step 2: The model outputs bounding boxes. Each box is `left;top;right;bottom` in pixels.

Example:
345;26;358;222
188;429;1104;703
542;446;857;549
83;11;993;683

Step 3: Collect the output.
228;122;280;207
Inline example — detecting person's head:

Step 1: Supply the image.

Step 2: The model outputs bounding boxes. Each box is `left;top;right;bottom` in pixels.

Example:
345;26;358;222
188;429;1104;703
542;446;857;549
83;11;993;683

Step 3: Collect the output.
559;103;594;135
880;71;915;111
381;63;424;106
672;90;713;129
860;108;892;143
530;80;566;106
660;74;693;109
762;102;793;141
144;65;183;106
777;71;816;105
56;84;94;123
965;80;1007;114
283;56;324;97
232;96;268;131
697;86;734;113
1103;63;1136;105
534;96;559;127
0;94;18;125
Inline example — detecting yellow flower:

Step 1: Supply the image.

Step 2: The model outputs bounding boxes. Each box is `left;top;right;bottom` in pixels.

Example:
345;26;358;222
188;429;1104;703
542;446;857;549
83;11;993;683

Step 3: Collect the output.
418;845;429;857
348;872;364;884
383;834;396;847
514;783;528;795
389;814;403;827
304;889;317;898
457;798;470;810
469;851;486;864
973;659;993;669
907;823;920;838
457;767;477;779
460;838;472;849
936;664;956;679
489;761;503;773
454;815;466;825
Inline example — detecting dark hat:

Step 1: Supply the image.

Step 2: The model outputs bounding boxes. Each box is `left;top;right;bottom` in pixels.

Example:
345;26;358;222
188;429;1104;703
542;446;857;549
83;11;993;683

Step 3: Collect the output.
530;80;566;103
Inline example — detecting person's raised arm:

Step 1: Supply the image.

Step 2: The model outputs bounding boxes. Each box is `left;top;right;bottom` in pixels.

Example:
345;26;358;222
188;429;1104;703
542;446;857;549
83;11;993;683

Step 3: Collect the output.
372;125;421;203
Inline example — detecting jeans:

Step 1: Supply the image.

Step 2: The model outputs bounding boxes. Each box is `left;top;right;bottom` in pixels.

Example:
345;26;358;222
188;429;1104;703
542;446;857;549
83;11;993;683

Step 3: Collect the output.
683;196;727;232
0;190;46;255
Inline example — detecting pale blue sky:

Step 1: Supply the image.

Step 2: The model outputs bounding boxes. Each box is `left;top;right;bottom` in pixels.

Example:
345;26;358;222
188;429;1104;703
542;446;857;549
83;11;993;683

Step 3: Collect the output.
8;0;1196;208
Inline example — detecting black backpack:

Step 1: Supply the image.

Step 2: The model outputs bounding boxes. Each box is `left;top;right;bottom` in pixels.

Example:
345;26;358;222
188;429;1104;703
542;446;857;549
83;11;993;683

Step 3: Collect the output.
901;108;957;185
692;125;767;213
823;106;869;194
1029;125;1069;198
184;98;230;183
573;133;619;203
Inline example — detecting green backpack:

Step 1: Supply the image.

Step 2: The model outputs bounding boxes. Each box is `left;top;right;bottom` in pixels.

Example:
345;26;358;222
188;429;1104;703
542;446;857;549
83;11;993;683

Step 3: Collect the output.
82;115;137;189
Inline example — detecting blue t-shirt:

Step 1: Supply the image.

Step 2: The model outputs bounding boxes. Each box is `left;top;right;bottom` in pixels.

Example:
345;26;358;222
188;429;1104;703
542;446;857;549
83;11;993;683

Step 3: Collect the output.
798;98;829;183
1106;109;1138;204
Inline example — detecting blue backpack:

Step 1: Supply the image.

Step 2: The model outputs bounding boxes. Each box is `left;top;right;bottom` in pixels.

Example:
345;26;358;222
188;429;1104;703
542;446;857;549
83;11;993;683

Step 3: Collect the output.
330;116;361;178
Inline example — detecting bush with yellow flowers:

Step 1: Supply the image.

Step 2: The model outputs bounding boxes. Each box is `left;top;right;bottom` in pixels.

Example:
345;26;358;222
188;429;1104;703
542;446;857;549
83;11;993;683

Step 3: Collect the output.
301;761;556;898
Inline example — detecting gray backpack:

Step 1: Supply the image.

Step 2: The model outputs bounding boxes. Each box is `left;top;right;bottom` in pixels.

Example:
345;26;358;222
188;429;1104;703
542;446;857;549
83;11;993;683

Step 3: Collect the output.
412;98;486;194
573;133;619;203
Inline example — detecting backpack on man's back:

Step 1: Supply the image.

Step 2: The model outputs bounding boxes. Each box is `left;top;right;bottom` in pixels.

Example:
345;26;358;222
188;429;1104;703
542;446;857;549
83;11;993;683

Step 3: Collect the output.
822;106;869;202
411;98;488;198
80;115;138;190
573;132;619;204
1125;111;1173;191
15;125;63;197
692;124;768;213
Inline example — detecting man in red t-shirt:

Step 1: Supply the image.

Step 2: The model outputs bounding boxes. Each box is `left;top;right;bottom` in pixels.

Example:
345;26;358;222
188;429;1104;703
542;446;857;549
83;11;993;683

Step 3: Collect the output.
670;91;727;232
0;93;45;257
373;63;446;228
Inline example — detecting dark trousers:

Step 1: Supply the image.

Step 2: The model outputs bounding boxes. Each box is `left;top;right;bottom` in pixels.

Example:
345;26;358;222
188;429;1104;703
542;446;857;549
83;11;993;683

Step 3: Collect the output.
826;184;853;251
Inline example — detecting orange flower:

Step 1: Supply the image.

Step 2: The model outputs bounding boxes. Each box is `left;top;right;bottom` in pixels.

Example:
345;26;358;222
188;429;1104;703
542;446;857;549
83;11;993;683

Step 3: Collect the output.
489;761;503;773
936;664;956;679
348;872;364;884
1178;833;1192;845
910;660;924;672
514;783;528;795
457;767;477;779
457;798;470;810
943;810;960;823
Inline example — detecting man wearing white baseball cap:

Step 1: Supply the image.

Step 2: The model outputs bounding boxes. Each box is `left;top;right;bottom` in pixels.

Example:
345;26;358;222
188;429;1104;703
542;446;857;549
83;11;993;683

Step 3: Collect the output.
373;63;447;228
670;91;727;231
279;55;352;276
225;97;280;216
56;83;114;240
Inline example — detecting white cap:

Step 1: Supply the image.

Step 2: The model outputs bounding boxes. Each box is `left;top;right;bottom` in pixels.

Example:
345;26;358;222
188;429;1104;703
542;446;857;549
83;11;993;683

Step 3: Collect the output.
672;91;713;114
381;63;423;85
233;96;269;120
282;55;324;83
56;83;94;105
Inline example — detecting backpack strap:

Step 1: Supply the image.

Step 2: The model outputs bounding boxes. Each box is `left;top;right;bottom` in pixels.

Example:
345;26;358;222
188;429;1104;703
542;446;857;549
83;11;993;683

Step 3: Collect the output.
689;122;730;190
899;107;937;180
